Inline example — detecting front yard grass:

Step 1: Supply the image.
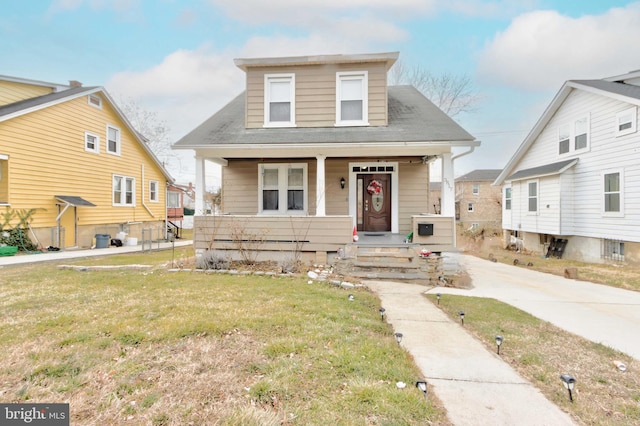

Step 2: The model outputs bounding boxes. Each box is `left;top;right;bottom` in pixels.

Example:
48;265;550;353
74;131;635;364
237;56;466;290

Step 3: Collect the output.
429;294;640;426
0;258;448;425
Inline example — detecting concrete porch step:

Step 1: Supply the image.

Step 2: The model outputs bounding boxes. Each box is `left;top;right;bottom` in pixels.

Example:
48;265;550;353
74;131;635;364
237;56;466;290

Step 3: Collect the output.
353;260;421;270
347;270;430;281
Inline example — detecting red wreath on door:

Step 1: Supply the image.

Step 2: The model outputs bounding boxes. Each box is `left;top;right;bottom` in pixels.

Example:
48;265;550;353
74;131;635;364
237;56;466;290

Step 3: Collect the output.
367;180;383;195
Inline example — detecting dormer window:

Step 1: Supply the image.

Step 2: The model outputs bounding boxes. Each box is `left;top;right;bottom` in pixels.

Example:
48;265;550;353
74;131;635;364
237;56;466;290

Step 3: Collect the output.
336;71;368;126
264;74;295;127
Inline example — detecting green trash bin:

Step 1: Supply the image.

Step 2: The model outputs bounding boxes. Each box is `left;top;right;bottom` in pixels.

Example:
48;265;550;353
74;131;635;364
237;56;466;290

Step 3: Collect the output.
95;234;110;249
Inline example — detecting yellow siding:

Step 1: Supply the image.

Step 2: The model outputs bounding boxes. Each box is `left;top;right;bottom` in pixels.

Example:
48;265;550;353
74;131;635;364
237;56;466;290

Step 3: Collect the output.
0;158;8;202
0;93;168;234
0;81;55;106
245;62;388;128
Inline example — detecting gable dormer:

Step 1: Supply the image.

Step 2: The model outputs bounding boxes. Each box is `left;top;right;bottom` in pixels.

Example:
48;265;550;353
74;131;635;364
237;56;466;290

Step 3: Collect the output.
234;52;398;129
0;75;69;107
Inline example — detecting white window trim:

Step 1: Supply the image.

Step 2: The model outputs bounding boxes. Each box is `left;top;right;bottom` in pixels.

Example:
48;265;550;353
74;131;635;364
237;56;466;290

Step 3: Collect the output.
112;174;136;207
167;191;181;208
258;163;308;215
149;180;159;203
88;94;102;109
527;180;538;215
335;71;369;127
602;169;624;217
84;131;100;154
264;73;296;128
106;125;121;156
616;106;637;137
467;203;474;212
472;184;479;195
558;115;590;157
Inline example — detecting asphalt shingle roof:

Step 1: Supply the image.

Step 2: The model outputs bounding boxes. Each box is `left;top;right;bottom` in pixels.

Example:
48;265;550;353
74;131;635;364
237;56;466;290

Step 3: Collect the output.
173;85;475;147
571;79;640;101
0;86;99;119
456;169;502;182
506;159;578;181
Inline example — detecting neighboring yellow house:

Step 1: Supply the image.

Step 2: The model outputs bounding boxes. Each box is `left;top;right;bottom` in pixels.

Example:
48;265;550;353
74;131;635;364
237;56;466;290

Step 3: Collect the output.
0;75;173;249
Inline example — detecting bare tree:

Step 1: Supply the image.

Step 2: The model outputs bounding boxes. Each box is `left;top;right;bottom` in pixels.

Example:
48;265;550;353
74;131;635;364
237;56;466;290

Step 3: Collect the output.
118;97;172;159
389;60;479;117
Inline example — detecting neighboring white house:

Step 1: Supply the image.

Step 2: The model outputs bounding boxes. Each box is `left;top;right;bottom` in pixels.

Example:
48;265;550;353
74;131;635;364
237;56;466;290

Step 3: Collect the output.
494;69;640;265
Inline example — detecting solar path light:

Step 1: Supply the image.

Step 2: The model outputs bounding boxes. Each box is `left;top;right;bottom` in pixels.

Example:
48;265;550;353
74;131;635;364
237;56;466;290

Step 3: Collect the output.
415;381;427;397
395;332;403;345
436;293;441;305
495;335;504;354
379;307;386;321
458;310;465;325
348;294;354;302
560;374;576;402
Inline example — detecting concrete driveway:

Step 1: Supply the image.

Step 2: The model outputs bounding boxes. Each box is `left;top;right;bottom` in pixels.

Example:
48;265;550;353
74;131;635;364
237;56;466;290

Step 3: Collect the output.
433;254;640;361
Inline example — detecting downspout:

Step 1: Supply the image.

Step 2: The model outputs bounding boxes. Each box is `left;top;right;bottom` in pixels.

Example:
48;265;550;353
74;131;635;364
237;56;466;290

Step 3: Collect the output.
141;164;155;218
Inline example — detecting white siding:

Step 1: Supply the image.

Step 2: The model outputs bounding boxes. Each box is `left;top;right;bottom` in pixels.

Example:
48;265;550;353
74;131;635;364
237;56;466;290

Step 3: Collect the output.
507;88;640;242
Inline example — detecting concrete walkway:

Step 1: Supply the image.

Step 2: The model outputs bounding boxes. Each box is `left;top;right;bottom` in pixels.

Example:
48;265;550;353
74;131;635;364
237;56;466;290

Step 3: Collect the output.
366;280;575;426
438;255;640;361
0;240;193;267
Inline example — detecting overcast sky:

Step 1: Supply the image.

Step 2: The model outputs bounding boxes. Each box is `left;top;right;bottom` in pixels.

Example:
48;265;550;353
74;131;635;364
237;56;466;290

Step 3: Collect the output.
3;0;640;185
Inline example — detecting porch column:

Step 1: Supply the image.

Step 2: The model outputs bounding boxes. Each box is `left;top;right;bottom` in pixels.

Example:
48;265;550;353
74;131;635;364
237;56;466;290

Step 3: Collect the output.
195;156;206;215
441;152;455;217
315;155;326;216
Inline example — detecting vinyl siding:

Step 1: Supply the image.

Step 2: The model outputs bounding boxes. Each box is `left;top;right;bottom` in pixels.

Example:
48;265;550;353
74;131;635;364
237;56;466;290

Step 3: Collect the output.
0;94;168;230
245;62;388;128
0;80;55;106
398;161;429;233
507;88;640;242
222;157;429;234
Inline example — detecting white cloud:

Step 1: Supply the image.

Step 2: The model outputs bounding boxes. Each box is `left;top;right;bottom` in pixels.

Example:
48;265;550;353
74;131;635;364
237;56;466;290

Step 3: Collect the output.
209;0;436;26
477;3;640;91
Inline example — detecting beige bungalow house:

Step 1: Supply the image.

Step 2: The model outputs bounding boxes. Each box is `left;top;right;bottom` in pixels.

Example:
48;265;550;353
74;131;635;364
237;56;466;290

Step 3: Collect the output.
173;52;479;264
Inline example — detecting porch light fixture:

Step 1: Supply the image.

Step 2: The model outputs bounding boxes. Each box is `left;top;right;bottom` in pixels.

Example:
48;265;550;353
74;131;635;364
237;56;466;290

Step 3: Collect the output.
458;310;465;325
415;380;427;397
436;293;441;305
560;374;576;402
379;307;386;321
395;332;403;344
495;335;503;354
340;177;346;189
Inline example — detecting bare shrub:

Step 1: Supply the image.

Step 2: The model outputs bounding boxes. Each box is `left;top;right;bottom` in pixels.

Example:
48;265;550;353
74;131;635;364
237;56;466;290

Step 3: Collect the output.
229;220;269;265
197;251;230;270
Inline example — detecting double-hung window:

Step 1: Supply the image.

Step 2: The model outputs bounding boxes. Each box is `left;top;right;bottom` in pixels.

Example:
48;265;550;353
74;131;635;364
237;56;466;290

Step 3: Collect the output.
558;124;570;154
85;131;100;153
467;203;474;212
264;74;295;127
527;180;538;213
472;184;479;195
616;106;637;136
167;191;181;208
504;187;512;210
259;164;307;214
558;116;590;155
603;170;623;215
149;181;158;202
107;125;121;155
336;71;368;126
113;175;135;206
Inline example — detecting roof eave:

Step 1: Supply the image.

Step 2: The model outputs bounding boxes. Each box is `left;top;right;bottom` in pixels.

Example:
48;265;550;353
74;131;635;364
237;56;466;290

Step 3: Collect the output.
234;52;400;72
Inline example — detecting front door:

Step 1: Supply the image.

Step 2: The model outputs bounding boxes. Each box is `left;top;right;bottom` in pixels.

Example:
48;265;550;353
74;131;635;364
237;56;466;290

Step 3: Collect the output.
358;173;391;232
59;206;77;248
